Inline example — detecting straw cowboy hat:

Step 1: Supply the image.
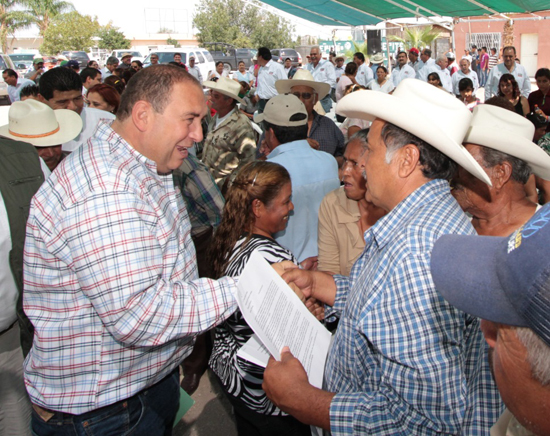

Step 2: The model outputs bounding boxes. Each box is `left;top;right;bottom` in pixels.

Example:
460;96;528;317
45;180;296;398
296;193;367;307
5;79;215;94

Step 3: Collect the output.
465;104;550;180
203;76;245;104
336;78;491;185
0;100;82;147
275;69;330;100
370;52;386;63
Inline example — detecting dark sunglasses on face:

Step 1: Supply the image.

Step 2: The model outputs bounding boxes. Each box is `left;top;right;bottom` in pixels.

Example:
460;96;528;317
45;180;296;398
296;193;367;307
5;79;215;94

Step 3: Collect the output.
290;91;314;100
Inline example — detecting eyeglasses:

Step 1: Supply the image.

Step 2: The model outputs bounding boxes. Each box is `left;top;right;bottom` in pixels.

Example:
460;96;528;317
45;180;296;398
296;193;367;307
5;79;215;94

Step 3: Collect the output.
289;91;315;100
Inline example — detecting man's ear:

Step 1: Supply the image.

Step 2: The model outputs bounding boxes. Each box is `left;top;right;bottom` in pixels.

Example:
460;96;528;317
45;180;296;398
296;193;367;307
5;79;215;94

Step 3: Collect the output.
397;144;421;178
131;101;152;133
481;320;499;349
491;161;512;190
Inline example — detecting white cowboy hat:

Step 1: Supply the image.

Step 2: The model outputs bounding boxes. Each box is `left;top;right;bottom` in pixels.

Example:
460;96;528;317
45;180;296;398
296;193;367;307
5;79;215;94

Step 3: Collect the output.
465;104;550;180
203;76;244;104
0;100;82;147
275;69;330;99
370;53;386;64
336;78;492;185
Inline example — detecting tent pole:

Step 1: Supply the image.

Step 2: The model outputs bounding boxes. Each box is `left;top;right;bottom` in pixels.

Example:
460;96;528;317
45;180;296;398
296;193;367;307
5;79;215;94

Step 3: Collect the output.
451;22;456;53
385;20;392;74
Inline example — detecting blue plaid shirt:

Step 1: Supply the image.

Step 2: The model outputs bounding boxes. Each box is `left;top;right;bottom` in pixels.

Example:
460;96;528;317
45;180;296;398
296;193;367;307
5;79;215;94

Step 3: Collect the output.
325;180;502;435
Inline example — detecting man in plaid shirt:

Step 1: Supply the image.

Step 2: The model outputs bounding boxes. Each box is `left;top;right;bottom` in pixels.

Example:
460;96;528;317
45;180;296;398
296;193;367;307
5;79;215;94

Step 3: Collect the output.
23;65;238;434
263;80;503;434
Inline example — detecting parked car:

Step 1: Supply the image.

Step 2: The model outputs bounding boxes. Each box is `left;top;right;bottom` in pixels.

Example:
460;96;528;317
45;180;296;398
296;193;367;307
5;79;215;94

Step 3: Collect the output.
202;43;254;72
143;48;215;82
0;53;16;105
9;53;35;76
271;48;302;67
109;49;145;64
61;51;90;68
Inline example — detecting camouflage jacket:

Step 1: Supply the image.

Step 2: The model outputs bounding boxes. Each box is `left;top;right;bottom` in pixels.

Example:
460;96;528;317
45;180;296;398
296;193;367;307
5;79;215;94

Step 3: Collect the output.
202;109;256;188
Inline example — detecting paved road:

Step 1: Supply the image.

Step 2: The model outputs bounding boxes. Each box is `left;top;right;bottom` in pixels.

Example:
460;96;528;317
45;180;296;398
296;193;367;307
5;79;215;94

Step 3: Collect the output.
174;370;237;436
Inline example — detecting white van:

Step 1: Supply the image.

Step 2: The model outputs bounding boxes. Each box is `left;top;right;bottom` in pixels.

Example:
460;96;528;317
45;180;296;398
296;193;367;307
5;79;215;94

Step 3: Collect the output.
143;48;215;82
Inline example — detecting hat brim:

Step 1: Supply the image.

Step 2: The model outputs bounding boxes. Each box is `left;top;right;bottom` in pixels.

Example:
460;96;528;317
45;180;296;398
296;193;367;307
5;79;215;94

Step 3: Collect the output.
466;127;550;180
203;80;244;104
0;109;82;147
431;233;526;326
276;79;330;99
336;85;492;185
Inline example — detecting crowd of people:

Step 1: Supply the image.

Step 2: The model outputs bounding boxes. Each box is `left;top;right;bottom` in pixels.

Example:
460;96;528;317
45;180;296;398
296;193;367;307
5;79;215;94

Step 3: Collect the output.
1;40;550;436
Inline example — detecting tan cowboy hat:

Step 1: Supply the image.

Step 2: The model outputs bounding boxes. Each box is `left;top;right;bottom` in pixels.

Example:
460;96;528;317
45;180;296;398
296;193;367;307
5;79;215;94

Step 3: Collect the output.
336;78;491;185
121;52;133;59
0;100;82;147
275;69;330;99
465;104;550;180
203;76;244;104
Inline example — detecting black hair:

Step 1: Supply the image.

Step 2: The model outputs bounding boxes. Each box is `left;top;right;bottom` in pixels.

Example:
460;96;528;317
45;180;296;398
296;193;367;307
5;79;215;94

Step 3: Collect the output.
257;47;272;61
427;72;442;85
2;68;17;78
535;68;550;81
458;77;474;92
353;52;365;62
80;67;101;84
263;115;308;144
39;67;82;100
479;147;531;184
376;65;388;74
19;84;39;99
423;48;432;57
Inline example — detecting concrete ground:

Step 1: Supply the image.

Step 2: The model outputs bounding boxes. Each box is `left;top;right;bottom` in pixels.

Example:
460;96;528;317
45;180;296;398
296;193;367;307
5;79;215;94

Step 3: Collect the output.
173;370;238;436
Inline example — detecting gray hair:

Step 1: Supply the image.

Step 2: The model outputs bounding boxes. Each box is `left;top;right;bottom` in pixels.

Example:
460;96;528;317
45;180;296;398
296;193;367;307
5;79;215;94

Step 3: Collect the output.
348;128;369;148
516;327;550;385
310;45;320;53
381;122;457;180
106;56;119;65
436;54;447;64
478;147;532;184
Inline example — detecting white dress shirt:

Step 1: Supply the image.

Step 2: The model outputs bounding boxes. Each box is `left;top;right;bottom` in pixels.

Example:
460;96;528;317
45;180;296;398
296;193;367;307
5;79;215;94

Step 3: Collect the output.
355;63;374;87
7;78;34;103
485;62;531;100
391;63;416;88
305;59;336;89
257;60;286;100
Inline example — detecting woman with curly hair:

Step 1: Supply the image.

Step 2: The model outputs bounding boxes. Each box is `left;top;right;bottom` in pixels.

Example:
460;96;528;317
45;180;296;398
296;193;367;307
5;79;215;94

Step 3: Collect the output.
208;161;309;436
498;73;530;116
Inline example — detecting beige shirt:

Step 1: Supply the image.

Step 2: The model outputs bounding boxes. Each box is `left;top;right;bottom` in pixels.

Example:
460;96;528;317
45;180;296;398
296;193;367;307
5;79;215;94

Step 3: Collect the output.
318;187;365;276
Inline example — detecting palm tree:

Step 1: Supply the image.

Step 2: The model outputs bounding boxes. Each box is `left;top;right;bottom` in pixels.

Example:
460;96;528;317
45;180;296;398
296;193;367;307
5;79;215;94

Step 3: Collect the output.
388;25;442;51
24;0;74;36
0;0;33;53
344;41;369;61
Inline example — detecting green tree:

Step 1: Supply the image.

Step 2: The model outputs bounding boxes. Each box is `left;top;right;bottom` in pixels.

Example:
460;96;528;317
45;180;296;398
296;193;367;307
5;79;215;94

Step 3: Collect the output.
158;27;173;33
193;0;294;48
387;26;442;50
40;11;99;55
166;36;181;48
24;0;74;36
98;23;130;51
0;0;33;52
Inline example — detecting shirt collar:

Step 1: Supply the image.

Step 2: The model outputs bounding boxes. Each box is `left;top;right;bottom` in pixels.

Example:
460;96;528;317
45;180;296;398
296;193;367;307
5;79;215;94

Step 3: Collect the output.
96;119;162;177
366;179;450;249
268;139;309;159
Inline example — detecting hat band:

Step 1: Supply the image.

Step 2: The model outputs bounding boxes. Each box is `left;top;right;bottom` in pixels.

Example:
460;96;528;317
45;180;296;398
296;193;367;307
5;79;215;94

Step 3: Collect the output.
9;126;60;139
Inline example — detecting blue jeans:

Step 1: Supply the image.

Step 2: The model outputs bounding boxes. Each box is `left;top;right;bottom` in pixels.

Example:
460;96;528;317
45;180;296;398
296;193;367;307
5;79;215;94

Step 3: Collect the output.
31;370;180;436
479;69;488;87
319;95;333;113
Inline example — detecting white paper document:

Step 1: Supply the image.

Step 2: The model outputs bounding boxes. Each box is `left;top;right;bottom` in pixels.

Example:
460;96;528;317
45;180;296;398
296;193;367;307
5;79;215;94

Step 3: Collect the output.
237;334;270;368
236;251;332;389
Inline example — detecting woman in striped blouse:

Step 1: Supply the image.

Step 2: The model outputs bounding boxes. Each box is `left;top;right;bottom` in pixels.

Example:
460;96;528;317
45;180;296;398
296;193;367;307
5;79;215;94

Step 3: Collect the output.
208;161;310;436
